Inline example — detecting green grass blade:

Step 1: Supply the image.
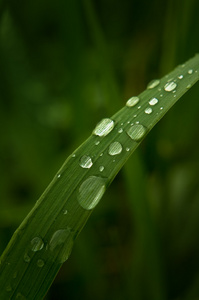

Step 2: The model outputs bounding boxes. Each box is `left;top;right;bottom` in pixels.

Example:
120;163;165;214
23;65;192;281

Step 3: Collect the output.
0;54;199;299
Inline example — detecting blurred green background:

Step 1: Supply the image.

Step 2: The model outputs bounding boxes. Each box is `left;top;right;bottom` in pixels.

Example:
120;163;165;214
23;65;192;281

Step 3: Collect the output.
1;0;199;299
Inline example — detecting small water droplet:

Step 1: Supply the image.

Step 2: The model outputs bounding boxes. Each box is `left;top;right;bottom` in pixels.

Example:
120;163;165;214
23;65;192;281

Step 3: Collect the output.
147;79;160;89
72;154;76;158
100;153;103;157
79;155;93;169
121;122;124;125
133;114;137;118
126;96;140;107
186;84;191;89
145;107;152;114
160;94;163;97
178;75;183;79
16;293;26;300
188;69;193;74
24;253;30;263
93;118;114;137
31;237;44;252
49;228;74;263
63;209;68;215
78;176;106;210
149;97;158;106
99;166;104;172
164;81;177;92
126;147;130;152
160;107;163;110
126;124;147;141
118;128;123;133
57;174;61;178
137;105;141;109
108;142;123;156
6;285;12;292
37;259;45;268
135;121;140;124
95;141;100;145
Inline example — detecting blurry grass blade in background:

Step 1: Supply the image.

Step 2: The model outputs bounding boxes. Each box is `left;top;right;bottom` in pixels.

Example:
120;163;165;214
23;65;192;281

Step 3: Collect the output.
0;55;199;299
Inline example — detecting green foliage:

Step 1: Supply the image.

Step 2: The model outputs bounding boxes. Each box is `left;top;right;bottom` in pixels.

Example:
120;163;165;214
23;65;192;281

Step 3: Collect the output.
1;1;199;299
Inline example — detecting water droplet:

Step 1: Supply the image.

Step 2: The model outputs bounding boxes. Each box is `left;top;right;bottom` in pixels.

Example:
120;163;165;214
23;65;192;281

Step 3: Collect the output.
100;153;103;157
63;209;68;215
160;107;163;110
49;228;74;263
93;118;114;137
57;174;61;178
126;124;147;141
79;155;93;169
147;79;160;89
108;142;123;156
72;154;76;158
145;107;152;114
121;122;124;125
95;141;100;145
6;285;12;292
178;75;183;79
78;176;106;210
31;237;44;252
135;121;140;124
164;81;177;92
137;105;141;109
24;253;30;263
16;293;26;300
160;94;163;97
118;128;123;133
99;166;104;172
186;84;191;89
188;69;193;74
126;147;130;152
133;114;137;118
149;97;158;106
126;96;140;107
37;259;44;268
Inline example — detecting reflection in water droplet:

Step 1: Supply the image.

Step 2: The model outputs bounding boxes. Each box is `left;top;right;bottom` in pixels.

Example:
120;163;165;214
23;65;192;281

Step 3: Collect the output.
126;124;146;142
31;237;44;252
93;118;114;137
49;228;74;263
24;253;30;263
149;97;158;106
164;81;177;92
147;79;160;89
78;176;106;210
188;69;193;74
37;259;45;268
99;166;104;172
178;75;183;79
145;107;152;114
126;96;139;107
126;147;130;152
79;155;93;169
108;142;122;156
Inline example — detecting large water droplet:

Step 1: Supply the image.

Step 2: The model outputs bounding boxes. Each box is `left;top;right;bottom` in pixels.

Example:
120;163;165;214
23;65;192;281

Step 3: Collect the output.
108;142;123;156
93;118;114;137
79;155;93;169
126;96;139;107
31;237;44;252
164;81;177;92
78;176;106;210
145;107;152;114
126;124;146;142
149;97;158;106
49;228;74;263
147;79;160;89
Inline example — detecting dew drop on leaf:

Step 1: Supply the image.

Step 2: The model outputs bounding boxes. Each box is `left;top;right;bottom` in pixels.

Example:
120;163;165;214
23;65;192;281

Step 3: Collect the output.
24;253;31;263
178;75;183;79
126;124;147;141
188;69;193;74
37;259;45;268
164;81;177;91
149;97;158;106
99;166;104;172
49;228;74;263
108;142;123;156
147;79;160;89
79;155;93;169
126;96;140;107
31;237;44;252
93;118;114;136
145;107;152;114
78;176;106;210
